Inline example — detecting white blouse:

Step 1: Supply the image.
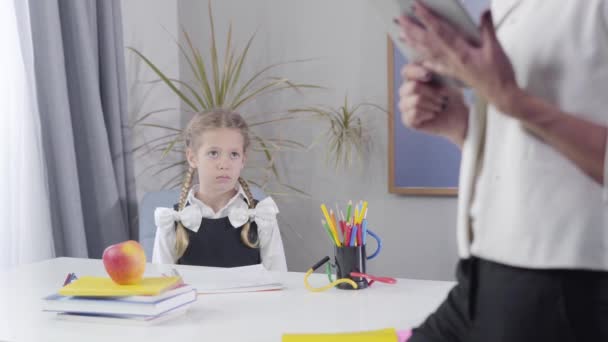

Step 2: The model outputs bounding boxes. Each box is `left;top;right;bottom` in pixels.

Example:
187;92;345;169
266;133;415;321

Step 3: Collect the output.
458;0;608;270
151;184;288;272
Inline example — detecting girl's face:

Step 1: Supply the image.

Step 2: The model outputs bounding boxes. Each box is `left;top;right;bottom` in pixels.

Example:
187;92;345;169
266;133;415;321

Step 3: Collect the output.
186;128;246;195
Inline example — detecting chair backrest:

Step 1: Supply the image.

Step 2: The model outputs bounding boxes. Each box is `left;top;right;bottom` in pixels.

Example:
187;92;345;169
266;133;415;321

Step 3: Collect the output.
138;185;267;261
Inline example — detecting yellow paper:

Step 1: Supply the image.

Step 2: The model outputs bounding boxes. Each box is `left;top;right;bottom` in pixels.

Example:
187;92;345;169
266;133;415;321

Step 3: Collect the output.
282;328;397;342
58;276;181;297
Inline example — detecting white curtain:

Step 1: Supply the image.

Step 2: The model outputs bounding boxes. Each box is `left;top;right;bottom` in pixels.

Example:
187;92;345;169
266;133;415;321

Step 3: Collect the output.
0;0;54;271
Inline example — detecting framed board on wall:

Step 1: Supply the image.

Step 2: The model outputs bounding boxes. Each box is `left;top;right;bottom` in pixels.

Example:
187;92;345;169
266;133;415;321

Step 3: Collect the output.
387;37;461;196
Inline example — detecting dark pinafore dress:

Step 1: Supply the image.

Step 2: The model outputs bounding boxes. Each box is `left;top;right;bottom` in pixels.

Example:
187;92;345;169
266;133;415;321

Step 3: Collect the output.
176;199;261;267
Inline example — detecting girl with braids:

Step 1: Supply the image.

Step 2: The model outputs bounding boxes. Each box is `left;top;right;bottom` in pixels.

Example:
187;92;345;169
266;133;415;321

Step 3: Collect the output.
152;110;287;271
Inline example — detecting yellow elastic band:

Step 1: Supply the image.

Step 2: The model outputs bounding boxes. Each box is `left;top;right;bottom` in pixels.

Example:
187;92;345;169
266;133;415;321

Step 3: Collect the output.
303;269;358;292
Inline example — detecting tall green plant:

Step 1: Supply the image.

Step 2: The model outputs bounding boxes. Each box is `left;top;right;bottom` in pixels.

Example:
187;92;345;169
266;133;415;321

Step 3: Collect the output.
129;1;320;194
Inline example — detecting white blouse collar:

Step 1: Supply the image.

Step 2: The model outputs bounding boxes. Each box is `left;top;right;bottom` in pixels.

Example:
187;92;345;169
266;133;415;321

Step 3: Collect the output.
185;184;252;218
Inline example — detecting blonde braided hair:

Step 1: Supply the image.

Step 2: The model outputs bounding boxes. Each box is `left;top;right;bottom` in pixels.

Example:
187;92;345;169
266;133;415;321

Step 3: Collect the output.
175;167;195;258
174;110;255;259
238;177;259;248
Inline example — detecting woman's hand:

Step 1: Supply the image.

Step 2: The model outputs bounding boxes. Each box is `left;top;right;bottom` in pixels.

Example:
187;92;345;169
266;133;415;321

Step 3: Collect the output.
399;63;469;147
397;2;521;116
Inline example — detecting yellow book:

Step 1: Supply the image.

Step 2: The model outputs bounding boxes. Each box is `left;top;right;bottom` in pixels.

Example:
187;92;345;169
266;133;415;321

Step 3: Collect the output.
58;276;182;297
282;328;397;342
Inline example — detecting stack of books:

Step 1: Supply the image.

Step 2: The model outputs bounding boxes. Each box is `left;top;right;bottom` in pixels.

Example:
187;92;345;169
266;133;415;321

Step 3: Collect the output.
42;276;197;326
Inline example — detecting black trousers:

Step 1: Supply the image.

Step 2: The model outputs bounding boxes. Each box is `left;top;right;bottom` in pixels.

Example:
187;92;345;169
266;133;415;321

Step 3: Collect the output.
410;258;608;342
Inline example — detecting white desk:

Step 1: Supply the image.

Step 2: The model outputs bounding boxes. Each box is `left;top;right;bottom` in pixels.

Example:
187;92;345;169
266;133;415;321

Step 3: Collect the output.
0;258;453;342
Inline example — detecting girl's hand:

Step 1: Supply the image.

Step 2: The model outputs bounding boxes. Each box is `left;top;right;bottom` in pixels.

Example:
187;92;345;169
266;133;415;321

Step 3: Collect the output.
399;63;469;147
397;2;521;116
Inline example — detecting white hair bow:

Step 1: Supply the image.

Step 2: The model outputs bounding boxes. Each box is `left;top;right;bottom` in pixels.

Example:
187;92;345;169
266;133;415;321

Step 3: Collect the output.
228;197;279;228
154;205;207;233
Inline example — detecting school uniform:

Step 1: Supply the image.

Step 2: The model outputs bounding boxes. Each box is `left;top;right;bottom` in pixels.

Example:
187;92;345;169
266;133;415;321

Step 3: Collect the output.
411;1;608;340
152;184;287;272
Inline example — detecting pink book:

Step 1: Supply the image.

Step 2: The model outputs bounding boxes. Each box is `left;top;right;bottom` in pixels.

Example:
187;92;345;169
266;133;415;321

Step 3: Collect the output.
397;329;412;342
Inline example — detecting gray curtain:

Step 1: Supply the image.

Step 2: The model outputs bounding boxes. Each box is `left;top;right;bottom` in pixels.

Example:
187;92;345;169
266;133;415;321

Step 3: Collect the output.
28;0;136;258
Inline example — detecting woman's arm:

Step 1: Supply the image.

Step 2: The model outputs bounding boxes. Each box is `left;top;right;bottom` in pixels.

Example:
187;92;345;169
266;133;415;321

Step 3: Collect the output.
397;2;607;185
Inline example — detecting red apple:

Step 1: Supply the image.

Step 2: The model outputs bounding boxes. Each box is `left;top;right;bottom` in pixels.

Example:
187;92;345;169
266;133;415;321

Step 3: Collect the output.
102;240;146;285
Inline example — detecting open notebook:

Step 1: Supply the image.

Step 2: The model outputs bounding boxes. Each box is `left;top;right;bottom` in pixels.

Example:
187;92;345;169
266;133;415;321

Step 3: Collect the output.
174;264;283;294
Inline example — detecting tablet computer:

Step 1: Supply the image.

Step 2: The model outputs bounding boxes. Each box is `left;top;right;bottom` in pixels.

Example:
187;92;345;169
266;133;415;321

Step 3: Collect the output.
373;0;481;86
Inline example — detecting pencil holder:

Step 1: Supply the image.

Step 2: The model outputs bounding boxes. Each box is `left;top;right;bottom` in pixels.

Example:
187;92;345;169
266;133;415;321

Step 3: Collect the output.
334;245;368;290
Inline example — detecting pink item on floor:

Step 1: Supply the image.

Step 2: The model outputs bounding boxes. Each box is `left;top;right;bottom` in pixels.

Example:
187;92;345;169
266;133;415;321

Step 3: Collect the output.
397;329;412;342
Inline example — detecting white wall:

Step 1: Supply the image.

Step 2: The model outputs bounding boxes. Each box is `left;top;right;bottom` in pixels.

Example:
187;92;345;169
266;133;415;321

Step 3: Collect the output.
124;0;461;280
121;0;183;205
176;0;459;281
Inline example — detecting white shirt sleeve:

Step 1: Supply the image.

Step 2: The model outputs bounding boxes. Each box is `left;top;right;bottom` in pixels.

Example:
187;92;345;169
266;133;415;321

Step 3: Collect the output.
256;198;287;272
152;208;178;264
259;219;288;272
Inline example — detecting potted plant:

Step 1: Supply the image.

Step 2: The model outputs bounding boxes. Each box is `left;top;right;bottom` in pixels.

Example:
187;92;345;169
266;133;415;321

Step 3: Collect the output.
129;1;320;194
290;97;386;171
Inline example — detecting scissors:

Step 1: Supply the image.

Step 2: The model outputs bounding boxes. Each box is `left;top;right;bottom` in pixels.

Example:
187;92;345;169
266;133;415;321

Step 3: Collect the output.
303;257;397;292
350;272;397;286
304;256;358;292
